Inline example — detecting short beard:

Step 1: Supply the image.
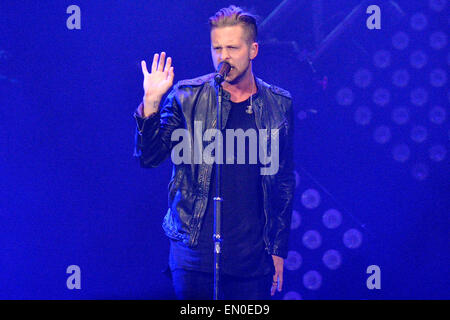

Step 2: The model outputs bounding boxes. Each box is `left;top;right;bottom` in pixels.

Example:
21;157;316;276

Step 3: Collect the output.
227;61;251;85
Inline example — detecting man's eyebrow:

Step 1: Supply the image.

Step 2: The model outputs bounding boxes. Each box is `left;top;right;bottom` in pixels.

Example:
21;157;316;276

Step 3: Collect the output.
212;44;239;48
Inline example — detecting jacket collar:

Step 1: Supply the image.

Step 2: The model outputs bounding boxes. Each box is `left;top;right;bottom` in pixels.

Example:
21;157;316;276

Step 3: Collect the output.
209;74;266;105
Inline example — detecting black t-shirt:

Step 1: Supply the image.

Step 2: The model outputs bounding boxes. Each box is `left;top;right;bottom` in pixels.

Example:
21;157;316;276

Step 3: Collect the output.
169;93;273;277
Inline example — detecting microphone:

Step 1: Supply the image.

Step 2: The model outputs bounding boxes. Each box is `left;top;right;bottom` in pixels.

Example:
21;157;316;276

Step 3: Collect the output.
214;61;231;84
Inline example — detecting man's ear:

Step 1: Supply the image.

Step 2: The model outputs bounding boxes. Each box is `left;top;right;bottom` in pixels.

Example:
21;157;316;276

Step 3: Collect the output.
250;42;259;60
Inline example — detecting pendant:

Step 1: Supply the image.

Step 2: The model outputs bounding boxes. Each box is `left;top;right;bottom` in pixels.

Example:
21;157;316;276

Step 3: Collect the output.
246;105;253;114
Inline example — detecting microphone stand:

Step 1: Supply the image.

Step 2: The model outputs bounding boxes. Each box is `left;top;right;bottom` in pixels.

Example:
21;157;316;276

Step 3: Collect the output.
213;80;224;300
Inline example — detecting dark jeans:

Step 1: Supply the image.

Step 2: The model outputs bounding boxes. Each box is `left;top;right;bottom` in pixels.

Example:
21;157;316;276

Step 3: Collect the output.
171;269;273;300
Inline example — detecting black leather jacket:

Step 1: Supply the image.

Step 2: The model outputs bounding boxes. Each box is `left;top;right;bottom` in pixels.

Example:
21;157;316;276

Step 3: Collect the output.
133;73;295;259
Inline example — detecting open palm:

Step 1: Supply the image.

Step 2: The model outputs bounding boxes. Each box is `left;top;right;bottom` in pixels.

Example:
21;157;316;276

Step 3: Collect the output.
141;52;174;99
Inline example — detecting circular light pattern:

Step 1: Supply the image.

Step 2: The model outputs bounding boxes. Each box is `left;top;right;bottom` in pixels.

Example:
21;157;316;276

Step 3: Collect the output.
336;87;354;106
429;68;447;87
429;106;446;124
322;209;343;229
373;88;391;106
392;32;409;50
303;270;322;290
285;250;303;271
392;69;410;87
429;0;447;12
410;50;428;69
411;162;430;181
322;249;342;270
429;31;447;50
302;230;322;250
392;144;411;162
354;106;372;126
319;7;446;295
301;188;321;209
291;210;301;230
391;106;410;125
343;228;363;249
373;50;391;68
410;87;428;106
373;125;392;144
411;125;428;143
283;291;302;300
429;144;447;162
410;12;428;31
353;68;373;88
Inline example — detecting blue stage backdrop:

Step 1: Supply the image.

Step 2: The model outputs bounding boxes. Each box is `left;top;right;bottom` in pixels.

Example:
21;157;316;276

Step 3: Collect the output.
1;0;448;299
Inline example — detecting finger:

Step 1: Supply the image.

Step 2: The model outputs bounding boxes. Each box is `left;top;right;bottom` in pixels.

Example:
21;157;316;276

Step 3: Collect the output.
141;60;149;75
158;52;166;71
151;53;159;73
271;274;278;296
164;56;172;72
278;273;283;292
168;67;174;81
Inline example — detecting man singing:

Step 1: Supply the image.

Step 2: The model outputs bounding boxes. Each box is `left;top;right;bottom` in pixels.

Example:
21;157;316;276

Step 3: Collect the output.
133;5;295;300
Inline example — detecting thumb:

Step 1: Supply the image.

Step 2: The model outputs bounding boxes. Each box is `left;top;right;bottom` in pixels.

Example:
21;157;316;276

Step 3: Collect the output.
141;60;149;76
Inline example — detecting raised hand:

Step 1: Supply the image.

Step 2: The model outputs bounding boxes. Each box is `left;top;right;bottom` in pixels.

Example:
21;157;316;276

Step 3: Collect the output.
140;52;174;117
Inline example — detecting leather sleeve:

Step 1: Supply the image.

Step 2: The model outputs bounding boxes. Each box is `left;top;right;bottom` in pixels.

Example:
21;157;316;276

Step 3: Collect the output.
269;98;296;259
133;86;185;168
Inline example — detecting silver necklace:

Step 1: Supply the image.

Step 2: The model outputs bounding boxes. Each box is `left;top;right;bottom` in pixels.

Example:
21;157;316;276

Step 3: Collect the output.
245;80;254;114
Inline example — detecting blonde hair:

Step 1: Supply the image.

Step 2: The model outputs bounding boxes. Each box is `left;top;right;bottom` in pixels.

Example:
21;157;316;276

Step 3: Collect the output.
209;5;258;44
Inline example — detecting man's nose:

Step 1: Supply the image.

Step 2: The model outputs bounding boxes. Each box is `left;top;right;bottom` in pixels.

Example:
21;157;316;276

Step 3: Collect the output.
220;48;230;61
